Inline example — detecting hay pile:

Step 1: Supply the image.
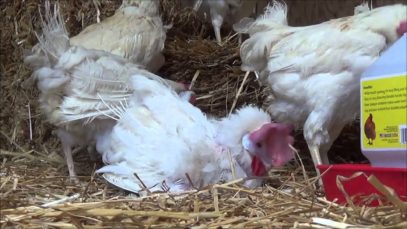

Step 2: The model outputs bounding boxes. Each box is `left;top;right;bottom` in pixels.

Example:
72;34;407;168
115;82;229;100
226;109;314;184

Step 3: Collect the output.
1;0;404;228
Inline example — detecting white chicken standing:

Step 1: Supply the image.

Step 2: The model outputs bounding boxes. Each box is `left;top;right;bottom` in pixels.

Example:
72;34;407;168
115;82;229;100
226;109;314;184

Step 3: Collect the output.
70;0;190;94
23;1;193;180
188;0;270;44
236;1;407;172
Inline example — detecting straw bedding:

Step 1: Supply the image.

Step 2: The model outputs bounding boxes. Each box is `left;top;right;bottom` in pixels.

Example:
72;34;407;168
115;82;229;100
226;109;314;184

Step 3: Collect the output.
1;0;405;228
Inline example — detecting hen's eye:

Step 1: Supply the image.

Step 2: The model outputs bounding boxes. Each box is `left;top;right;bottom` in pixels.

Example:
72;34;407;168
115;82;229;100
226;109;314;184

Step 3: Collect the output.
256;143;262;148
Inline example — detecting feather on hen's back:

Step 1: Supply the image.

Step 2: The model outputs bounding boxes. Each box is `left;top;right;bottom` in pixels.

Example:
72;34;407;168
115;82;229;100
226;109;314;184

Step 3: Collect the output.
95;75;222;192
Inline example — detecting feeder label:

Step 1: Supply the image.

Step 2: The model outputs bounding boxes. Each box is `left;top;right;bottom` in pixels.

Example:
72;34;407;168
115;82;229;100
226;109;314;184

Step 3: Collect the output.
361;74;407;149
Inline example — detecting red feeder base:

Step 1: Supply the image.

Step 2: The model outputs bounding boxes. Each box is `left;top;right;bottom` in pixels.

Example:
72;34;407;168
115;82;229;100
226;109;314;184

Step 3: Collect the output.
317;164;407;206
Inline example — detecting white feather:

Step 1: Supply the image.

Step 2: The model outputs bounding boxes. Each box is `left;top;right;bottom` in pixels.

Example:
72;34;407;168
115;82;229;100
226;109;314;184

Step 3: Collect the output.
95;78;276;192
22;1;183;178
354;1;372;15
70;0;165;72
233;0;289;36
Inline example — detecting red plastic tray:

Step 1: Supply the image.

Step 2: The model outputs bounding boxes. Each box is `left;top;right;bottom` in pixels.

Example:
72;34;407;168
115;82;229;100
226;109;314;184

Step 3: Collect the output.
317;164;407;206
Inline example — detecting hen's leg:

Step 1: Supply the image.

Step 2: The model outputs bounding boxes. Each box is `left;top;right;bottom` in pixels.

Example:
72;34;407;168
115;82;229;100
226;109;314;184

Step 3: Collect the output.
214;25;222;45
304;111;330;167
303;111;332;186
56;129;78;182
62;143;76;179
308;145;323;167
210;13;224;45
304;110;348;185
307;144;324;188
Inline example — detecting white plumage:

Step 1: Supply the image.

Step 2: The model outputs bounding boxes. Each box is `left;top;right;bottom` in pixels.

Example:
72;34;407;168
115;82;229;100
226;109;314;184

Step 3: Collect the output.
70;0;166;73
25;1;295;190
23;1;191;180
94;75;295;193
236;1;407;172
69;0;190;96
354;1;372;15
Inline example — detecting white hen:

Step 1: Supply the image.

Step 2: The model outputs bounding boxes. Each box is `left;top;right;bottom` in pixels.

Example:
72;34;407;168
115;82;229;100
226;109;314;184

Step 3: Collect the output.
94;76;295;193
237;1;407;172
188;0;270;44
23;1;191;179
70;0;166;73
70;0;191;94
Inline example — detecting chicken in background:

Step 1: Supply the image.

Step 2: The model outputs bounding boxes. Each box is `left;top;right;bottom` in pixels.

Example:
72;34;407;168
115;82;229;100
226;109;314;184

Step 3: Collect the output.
69;0;191;93
23;1;193;180
70;0;164;73
235;1;406;173
185;0;270;44
364;114;376;145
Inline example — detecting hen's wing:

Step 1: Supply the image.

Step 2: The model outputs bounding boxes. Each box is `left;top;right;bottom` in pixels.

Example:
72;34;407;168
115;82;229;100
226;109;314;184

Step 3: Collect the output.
54;46;166;124
266;25;386;77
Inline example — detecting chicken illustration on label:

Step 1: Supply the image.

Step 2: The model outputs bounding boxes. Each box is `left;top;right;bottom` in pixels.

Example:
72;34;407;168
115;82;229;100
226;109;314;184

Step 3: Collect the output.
361;74;407;149
364;113;376;145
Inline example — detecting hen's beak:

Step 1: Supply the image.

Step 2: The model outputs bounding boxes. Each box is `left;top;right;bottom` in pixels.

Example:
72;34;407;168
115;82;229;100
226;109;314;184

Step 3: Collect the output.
242;133;255;155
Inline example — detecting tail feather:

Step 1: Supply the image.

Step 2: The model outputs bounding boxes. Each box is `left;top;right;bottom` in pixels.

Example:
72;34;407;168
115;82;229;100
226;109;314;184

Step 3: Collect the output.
23;1;70;89
261;0;288;25
240;30;285;72
233;17;255;34
35;0;69;64
233;0;288;35
238;0;291;72
354;1;372;15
